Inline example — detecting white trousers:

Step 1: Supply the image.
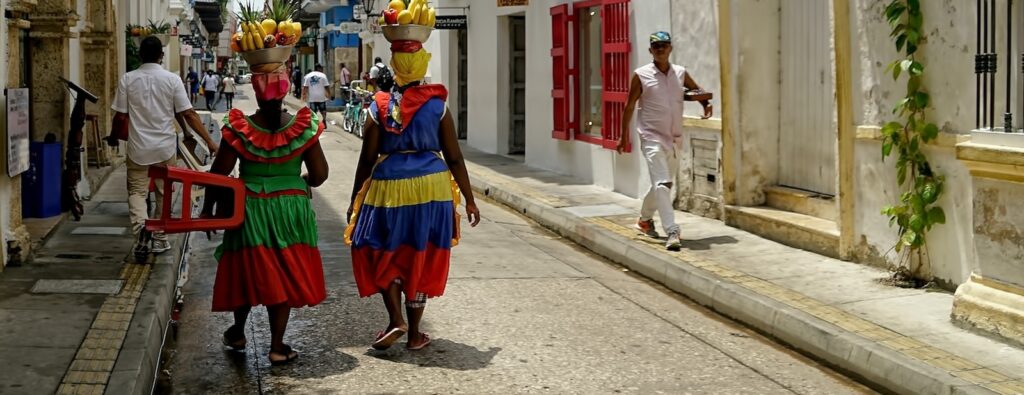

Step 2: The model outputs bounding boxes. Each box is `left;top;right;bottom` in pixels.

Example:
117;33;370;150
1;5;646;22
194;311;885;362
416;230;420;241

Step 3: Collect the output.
127;156;177;241
639;139;680;235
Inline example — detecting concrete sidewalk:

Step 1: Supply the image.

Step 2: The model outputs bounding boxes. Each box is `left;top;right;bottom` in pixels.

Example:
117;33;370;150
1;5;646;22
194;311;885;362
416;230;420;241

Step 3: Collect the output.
290;96;1024;394
458;148;1024;395
0;164;191;395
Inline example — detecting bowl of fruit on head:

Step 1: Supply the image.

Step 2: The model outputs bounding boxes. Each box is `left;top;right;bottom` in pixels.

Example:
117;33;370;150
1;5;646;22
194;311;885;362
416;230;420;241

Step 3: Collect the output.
232;0;303;72
378;0;437;43
129;20;172;47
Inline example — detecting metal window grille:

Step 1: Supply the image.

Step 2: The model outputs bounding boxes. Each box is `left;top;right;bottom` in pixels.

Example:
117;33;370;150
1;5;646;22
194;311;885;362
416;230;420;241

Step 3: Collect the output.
976;0;1021;132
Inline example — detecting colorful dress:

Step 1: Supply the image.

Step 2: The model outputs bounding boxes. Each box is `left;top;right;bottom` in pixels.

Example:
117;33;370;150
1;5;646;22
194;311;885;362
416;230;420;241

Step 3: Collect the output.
345;85;460;300
212;107;326;312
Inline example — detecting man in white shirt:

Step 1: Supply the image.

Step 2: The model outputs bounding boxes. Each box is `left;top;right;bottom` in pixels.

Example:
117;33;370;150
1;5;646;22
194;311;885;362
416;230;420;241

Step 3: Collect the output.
200;70;220;111
302;64;331;121
368;57;393;92
111;37;219;254
617;31;712;251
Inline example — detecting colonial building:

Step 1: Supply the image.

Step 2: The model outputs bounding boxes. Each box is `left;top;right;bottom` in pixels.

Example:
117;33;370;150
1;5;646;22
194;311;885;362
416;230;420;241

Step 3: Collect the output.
0;0;223;271
394;0;1024;346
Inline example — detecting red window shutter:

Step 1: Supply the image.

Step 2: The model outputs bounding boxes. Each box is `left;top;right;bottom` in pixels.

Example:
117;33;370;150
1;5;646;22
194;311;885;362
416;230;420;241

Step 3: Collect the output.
600;0;631;150
550;4;571;140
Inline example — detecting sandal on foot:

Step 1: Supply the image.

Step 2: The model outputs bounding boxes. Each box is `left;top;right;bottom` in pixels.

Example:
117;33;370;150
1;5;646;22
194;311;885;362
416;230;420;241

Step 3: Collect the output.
406;333;431;351
371;327;407;350
222;325;246;351
269;345;298;366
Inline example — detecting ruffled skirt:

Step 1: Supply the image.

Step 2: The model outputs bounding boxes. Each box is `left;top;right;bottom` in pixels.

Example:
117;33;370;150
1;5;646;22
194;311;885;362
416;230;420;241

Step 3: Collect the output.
212;192;326;311
346;168;460;300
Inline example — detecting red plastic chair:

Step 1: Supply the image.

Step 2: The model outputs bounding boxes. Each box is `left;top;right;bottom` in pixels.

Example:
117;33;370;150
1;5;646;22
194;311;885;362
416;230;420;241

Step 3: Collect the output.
145;165;246;234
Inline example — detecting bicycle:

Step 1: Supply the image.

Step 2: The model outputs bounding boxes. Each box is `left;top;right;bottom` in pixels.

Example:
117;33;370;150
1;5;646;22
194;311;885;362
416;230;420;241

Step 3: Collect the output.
342;86;373;138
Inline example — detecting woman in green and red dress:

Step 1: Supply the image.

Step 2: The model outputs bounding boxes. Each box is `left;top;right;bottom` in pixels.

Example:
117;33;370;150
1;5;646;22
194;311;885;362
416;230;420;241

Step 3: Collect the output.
203;68;329;365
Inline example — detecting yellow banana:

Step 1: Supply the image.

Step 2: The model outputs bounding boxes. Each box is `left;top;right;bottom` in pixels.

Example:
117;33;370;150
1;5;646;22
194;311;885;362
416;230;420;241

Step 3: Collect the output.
240;24;252;51
427;8;436;27
253;22;268;42
251;23;265;49
410;3;421;25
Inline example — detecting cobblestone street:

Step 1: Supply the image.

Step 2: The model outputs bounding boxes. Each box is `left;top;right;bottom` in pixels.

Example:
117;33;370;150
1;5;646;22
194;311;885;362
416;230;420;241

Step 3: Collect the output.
156;87;870;394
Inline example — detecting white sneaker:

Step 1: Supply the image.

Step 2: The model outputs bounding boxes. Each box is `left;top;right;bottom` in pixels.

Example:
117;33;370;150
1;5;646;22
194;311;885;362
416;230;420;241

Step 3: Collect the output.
151;239;172;254
665;231;682;251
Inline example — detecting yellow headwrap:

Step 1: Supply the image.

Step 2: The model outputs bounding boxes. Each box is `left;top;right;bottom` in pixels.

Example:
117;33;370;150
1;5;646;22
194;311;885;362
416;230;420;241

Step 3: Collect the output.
391;49;432;87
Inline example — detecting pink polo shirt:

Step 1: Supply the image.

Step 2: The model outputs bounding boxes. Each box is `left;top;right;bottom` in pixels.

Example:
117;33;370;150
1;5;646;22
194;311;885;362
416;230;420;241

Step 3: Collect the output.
634;62;686;151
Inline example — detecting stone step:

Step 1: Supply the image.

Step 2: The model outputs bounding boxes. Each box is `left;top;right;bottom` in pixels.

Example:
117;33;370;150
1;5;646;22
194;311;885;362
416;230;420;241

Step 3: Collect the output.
723;205;840;259
765;185;838;221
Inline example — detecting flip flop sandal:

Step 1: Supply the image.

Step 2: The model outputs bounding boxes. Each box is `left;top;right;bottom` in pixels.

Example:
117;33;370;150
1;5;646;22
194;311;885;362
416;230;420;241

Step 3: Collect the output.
406;333;431;351
371;327;407;350
269;345;299;366
222;325;247;351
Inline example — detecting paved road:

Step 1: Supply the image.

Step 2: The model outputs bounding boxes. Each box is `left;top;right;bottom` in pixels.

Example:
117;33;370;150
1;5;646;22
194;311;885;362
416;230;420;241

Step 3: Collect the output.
157;87;872;394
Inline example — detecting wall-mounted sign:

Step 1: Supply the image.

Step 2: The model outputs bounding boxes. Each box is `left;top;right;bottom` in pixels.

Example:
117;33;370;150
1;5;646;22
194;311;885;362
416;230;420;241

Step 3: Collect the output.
435;15;467;30
366;18;382;35
180;44;193;57
338;21;362;34
498;0;528;6
353;4;366;21
6;88;30;177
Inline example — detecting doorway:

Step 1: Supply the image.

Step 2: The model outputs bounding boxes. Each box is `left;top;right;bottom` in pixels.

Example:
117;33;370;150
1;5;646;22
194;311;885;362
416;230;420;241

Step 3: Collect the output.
508;16;526;155
779;0;836;196
458;28;468;139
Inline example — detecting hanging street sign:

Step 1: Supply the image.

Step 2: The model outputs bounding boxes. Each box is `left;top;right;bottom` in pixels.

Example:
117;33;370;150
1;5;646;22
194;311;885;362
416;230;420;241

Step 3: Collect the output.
338;21;362;34
434;15;468;30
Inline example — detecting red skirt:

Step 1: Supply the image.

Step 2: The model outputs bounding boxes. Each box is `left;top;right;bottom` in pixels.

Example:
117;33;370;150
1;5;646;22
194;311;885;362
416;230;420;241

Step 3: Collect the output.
212;244;327;312
351;243;451;300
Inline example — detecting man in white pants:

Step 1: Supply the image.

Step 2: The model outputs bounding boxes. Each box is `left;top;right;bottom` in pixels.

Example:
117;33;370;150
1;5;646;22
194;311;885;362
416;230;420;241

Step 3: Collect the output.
617;31;712;251
111;37;219;255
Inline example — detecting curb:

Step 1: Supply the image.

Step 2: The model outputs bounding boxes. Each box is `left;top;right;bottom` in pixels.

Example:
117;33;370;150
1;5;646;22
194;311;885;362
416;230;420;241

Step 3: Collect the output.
467;170;995;395
106;231;191;395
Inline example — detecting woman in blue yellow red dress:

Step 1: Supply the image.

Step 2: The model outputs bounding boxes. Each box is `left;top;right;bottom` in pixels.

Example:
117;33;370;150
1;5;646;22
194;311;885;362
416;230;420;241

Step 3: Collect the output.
345;31;481;351
202;67;329;365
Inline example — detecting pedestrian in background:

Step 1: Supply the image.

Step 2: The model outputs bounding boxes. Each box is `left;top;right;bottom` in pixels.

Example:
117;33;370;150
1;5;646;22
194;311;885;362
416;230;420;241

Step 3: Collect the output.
221;74;236;109
302;64;331;122
186;67;199;103
110;36;219;255
201;70;220;111
291;67;302;98
368;57;385;91
340;63;352;87
203;66;329;366
617;31;712;251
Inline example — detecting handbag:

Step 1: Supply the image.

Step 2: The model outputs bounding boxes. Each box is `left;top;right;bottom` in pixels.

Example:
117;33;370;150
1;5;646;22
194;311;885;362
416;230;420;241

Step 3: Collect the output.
684;89;713;102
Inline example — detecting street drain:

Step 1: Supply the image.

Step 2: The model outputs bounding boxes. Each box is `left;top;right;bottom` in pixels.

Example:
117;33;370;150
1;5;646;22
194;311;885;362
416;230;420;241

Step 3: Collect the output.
92;202;130;216
54;254;91;259
30;279;123;294
70;227;127;236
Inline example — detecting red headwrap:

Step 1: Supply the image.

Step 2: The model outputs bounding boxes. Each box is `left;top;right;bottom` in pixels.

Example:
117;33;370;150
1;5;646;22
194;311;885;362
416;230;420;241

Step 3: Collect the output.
390;40;423;53
252;69;290;101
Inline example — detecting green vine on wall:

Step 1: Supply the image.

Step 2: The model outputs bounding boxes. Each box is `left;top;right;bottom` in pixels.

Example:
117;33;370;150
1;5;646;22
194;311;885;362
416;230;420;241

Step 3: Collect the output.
880;0;945;283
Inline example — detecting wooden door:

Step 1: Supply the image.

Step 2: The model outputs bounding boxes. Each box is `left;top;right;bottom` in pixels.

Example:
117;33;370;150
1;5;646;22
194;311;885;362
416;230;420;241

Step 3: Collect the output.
509;16;527;154
779;0;836;196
